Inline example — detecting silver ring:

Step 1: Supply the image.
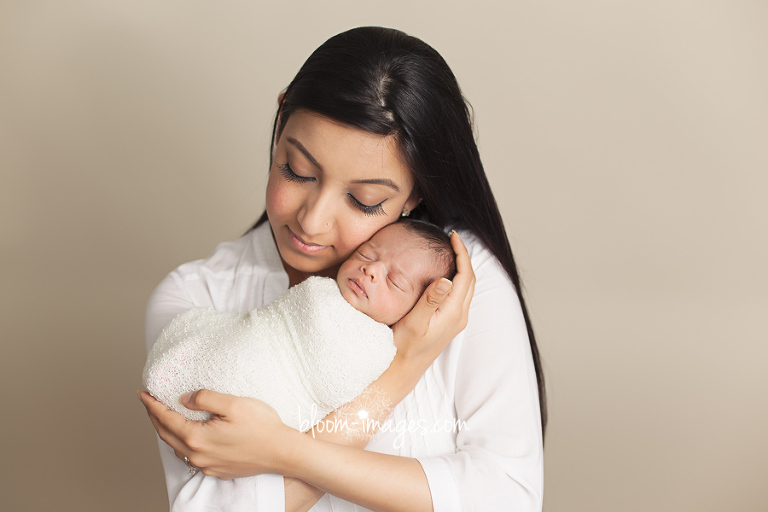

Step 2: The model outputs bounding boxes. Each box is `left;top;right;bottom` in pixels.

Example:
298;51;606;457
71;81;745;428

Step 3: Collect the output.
183;456;198;475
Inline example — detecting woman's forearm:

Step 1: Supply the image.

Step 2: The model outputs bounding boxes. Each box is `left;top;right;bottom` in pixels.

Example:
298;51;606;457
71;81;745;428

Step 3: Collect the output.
283;353;429;511
284;477;326;512
281;429;433;512
311;353;424;442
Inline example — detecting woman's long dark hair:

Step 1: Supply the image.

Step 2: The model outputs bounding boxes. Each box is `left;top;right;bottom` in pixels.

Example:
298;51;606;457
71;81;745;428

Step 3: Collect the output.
250;26;547;436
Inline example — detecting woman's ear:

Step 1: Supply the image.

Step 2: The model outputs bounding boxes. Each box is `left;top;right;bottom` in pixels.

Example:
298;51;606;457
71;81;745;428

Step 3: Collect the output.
403;192;422;214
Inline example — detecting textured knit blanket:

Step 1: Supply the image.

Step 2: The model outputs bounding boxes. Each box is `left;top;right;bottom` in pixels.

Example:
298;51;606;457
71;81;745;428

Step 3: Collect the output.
143;276;396;431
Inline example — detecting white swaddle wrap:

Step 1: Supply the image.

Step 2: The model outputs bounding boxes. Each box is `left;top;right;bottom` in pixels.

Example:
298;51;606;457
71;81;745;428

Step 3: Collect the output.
143;276;396;431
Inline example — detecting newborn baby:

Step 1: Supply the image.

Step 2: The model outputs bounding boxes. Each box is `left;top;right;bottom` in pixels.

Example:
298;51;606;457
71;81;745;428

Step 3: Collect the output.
143;219;456;431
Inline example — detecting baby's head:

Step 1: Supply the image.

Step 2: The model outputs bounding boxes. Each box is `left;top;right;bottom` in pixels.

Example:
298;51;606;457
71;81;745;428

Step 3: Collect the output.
336;219;457;326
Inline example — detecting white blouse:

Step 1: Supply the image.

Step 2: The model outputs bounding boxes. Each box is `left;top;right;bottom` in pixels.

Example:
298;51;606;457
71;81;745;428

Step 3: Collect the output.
145;222;543;512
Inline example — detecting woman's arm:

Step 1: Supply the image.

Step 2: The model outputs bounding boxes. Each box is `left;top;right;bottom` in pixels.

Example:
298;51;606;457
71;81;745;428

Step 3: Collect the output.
139;354;432;511
144;387;434;511
278;237;541;511
139;347;445;511
141;266;289;511
142;244;544;512
410;240;544;511
140;232;475;511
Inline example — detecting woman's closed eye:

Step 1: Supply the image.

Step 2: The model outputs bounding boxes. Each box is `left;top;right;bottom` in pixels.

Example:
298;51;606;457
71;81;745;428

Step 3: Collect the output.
347;193;385;216
279;162;387;217
277;162;314;183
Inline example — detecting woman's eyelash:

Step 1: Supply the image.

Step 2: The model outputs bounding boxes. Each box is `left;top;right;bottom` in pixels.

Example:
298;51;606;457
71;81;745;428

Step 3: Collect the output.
347;193;385;216
277;163;385;216
277;163;314;183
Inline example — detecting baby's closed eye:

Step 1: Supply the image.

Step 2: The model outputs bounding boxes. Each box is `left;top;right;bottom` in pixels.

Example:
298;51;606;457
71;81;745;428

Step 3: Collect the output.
387;274;403;291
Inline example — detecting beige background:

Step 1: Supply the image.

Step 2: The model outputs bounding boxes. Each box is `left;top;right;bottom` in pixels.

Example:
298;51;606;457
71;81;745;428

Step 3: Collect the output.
1;1;766;511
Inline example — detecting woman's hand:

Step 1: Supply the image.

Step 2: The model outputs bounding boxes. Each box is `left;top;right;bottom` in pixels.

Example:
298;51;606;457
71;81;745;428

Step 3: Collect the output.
138;389;299;480
391;231;475;367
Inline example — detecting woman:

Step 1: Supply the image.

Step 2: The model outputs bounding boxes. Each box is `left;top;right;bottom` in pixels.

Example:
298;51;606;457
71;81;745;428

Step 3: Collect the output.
140;26;545;511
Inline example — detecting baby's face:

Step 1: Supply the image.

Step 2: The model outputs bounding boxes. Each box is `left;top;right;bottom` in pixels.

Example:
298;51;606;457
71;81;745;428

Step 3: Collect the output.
336;224;432;325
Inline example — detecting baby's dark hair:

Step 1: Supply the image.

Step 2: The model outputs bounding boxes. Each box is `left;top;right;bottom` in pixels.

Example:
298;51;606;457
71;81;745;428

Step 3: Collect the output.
396;218;457;292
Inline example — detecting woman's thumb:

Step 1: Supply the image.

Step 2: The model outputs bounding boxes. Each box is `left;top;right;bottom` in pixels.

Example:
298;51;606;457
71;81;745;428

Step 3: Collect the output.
398;277;453;333
427;278;453;308
180;389;230;415
404;277;452;330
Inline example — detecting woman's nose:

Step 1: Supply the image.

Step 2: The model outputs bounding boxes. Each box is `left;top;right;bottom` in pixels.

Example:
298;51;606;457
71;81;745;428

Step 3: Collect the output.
297;193;334;237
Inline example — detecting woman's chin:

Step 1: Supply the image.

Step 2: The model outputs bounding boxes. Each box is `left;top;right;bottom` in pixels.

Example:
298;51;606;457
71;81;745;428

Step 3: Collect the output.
282;254;340;280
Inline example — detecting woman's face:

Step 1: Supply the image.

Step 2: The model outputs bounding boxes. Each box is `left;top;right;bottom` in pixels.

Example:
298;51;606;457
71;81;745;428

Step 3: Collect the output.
266;109;419;282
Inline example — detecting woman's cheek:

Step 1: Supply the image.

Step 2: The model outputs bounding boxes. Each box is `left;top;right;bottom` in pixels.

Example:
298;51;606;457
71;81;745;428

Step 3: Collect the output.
338;218;392;255
265;175;295;220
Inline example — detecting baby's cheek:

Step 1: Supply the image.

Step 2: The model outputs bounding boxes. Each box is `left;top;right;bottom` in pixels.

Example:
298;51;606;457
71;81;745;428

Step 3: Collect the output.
400;292;421;319
378;293;407;325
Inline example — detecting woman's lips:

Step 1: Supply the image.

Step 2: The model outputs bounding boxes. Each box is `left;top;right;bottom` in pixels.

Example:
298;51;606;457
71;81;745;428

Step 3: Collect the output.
348;277;368;298
288;229;329;255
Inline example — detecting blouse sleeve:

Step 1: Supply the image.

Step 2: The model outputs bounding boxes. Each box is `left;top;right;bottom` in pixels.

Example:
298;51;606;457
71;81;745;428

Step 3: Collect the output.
415;242;544;511
144;271;286;512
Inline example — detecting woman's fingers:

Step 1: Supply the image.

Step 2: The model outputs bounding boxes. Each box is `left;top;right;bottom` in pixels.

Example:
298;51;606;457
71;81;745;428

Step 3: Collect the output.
141;388;294;478
446;231;475;329
139;391;181;435
448;231;474;299
139;391;224;472
424;231;473;319
392;231;475;357
138;391;194;455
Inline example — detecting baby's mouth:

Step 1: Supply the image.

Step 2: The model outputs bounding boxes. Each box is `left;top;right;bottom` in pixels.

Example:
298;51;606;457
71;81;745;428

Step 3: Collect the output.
348;278;368;299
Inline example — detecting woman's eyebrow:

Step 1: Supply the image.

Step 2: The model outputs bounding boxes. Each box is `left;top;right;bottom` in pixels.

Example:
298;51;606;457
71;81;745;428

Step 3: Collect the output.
287;137;322;170
286;136;400;192
351;178;400;192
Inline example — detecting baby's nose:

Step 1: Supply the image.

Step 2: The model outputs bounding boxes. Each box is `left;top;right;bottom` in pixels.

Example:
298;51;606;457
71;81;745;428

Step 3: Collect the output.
363;261;385;282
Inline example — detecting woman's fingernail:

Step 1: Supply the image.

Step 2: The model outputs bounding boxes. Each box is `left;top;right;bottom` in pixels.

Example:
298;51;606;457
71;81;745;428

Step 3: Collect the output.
180;392;193;405
436;278;452;294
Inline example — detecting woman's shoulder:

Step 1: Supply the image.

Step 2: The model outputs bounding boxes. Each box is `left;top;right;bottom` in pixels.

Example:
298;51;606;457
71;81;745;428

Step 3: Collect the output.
455;228;513;287
450;228;526;345
172;222;283;281
145;222;289;348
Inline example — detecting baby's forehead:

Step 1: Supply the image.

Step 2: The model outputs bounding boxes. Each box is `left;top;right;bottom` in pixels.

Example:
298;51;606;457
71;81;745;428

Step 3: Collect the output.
371;224;426;253
375;227;439;277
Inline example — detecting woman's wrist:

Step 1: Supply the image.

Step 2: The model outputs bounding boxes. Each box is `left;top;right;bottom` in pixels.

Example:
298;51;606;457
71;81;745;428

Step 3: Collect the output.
378;352;427;403
273;425;308;476
302;353;422;451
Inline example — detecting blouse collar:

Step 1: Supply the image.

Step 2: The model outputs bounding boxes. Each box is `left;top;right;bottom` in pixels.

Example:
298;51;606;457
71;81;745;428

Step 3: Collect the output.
249;220;288;279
